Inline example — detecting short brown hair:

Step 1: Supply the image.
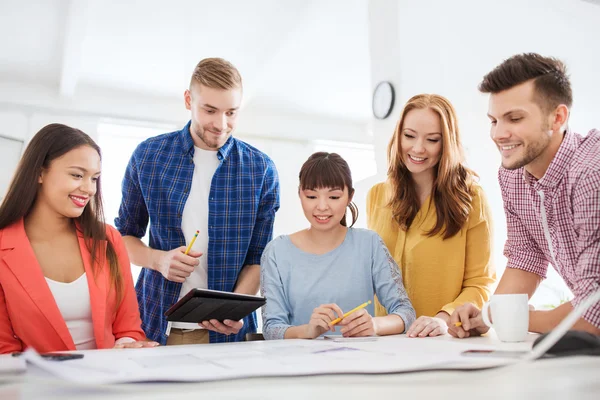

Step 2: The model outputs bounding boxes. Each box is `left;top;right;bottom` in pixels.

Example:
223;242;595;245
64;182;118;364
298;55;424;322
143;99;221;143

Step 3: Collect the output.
479;53;572;113
190;58;242;90
299;152;359;227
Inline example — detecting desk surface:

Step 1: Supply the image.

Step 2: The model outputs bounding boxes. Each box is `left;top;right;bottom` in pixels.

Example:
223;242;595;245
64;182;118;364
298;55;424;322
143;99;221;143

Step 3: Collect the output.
1;332;599;400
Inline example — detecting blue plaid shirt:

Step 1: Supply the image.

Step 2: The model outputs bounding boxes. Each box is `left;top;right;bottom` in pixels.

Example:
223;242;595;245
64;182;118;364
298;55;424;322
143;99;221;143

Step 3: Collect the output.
115;121;280;344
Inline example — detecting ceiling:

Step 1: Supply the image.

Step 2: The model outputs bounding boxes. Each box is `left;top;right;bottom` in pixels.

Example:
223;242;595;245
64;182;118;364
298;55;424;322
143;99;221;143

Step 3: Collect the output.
0;0;372;122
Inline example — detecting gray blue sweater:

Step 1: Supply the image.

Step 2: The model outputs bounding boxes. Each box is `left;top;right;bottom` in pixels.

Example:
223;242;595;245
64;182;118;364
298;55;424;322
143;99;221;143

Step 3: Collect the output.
260;228;416;340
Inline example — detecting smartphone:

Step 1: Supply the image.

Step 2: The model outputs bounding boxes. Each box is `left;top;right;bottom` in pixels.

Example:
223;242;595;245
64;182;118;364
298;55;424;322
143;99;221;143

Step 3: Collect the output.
41;353;84;361
12;352;84;361
462;349;527;359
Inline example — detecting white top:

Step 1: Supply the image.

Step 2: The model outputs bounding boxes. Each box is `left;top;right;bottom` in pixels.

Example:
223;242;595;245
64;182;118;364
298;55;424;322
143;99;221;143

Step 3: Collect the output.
45;273;96;350
173;146;220;330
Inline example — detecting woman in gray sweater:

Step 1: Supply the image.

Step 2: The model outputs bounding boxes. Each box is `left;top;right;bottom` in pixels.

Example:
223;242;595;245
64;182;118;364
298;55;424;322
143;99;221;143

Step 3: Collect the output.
261;152;415;340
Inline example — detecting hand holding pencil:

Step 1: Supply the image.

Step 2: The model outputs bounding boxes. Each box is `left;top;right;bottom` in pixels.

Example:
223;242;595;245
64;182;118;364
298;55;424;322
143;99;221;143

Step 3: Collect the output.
305;301;375;339
156;230;203;283
329;300;372;326
336;301;377;338
303;303;343;339
448;302;490;339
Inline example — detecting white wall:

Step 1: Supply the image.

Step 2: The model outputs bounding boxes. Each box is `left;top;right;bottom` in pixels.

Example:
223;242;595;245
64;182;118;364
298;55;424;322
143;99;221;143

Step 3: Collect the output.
3;0;597;308
0;106;356;287
0;103;361;249
234;136;316;237
0;79;371;143
0;109;101;200
0;77;371;235
0;111;28;141
366;0;600;307
0;112;27;199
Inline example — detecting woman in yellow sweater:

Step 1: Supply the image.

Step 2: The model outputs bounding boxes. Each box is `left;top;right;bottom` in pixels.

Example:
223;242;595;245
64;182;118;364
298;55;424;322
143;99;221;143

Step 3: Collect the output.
367;94;496;338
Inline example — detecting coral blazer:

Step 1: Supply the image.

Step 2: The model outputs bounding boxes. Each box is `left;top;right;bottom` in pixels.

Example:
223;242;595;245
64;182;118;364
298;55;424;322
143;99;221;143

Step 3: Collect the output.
0;219;145;354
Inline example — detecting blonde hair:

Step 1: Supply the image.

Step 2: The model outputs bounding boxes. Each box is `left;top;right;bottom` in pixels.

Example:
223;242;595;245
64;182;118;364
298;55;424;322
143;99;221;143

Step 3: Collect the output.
190;58;242;90
387;94;476;239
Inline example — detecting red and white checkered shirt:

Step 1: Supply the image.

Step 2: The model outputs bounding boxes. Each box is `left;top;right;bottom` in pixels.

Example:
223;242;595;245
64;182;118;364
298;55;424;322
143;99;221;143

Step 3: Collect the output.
499;129;600;328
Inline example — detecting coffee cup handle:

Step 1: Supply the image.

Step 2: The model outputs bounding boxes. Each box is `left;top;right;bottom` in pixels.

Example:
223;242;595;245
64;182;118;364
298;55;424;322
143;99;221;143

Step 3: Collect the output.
481;302;493;328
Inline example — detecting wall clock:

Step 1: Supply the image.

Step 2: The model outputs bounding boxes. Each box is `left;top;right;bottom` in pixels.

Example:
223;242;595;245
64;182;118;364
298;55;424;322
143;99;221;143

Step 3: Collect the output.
372;81;395;120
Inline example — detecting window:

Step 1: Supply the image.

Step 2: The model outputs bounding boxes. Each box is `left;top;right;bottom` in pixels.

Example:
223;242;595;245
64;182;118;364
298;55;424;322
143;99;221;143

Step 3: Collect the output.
312;140;376;183
0;135;23;202
98;121;176;281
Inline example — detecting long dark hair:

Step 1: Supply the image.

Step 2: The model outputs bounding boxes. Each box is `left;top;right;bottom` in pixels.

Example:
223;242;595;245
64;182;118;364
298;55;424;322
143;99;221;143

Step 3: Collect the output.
298;152;359;227
0;124;123;301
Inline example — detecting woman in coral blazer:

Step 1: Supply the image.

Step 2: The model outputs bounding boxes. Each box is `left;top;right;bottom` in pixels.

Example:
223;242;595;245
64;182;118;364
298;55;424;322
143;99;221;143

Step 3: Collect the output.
0;123;157;354
367;94;496;338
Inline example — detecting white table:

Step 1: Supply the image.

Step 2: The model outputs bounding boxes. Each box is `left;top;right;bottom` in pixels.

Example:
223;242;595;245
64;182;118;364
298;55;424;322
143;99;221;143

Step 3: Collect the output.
1;332;599;400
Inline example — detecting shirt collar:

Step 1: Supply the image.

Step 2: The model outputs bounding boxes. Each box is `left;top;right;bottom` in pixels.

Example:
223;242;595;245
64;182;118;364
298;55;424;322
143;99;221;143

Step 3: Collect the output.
522;129;577;188
180;121;195;156
179;120;235;161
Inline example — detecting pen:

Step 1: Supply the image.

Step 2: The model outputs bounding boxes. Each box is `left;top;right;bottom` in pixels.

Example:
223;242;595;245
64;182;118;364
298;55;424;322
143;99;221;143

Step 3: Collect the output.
329;300;372;326
184;230;199;255
454;322;462;327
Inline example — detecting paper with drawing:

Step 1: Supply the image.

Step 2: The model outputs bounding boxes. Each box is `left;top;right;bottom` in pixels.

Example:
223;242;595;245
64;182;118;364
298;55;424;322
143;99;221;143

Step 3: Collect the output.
22;335;528;384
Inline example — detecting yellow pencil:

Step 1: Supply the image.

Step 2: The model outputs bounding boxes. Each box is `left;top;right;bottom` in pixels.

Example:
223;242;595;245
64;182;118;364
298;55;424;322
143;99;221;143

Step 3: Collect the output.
184;230;199;255
329;300;372;326
454;322;462;327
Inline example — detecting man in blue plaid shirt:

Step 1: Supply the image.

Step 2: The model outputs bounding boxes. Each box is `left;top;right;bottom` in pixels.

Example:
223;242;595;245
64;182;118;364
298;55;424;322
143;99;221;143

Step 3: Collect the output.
115;58;280;345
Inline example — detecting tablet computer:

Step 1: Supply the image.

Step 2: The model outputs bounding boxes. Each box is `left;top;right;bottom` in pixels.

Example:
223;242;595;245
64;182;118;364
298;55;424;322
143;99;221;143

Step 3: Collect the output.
164;288;266;323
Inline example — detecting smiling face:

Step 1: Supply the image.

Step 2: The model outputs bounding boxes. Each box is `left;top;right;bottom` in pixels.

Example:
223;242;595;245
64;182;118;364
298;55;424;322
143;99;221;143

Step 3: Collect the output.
37;145;101;219
185;83;242;150
487;80;556;171
400;107;443;178
300;186;351;232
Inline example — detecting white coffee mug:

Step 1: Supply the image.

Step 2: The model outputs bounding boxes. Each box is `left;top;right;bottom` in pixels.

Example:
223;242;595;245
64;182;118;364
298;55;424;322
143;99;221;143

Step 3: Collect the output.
481;294;529;342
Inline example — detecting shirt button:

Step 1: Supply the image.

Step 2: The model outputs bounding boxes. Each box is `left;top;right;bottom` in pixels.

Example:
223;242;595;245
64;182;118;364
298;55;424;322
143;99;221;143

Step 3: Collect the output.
177;213;182;218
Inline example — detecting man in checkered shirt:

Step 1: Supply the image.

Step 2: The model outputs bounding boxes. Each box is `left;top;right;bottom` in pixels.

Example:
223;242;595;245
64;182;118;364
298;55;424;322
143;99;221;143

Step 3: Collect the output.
116;58;280;345
449;53;600;338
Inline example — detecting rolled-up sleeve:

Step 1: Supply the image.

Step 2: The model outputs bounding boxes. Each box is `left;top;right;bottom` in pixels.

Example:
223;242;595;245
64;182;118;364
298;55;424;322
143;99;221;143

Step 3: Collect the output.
108;226;145;343
260;241;291;340
500;169;549;278
371;233;416;332
0;283;21;354
114;145;149;239
244;160;280;266
571;172;600;328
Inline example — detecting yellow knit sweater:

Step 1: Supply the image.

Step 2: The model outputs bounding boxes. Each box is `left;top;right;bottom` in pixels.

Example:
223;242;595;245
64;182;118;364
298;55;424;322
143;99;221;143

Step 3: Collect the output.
367;182;496;318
